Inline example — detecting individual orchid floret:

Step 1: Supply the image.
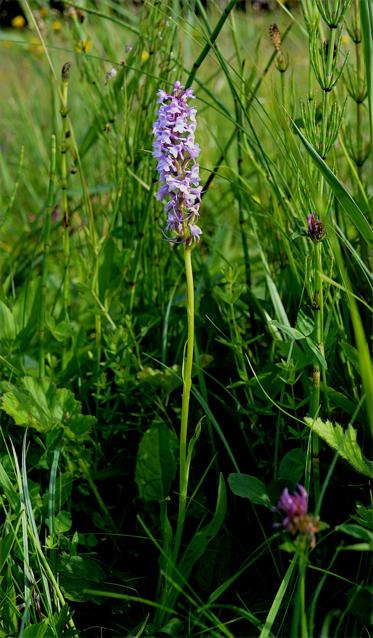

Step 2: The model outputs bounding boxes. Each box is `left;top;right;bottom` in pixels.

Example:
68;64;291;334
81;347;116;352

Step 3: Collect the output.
274;484;320;548
153;81;202;244
308;212;326;241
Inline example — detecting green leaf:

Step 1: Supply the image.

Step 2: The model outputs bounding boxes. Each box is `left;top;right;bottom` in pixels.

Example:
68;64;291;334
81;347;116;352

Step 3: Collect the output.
1;377;95;439
228;473;271;508
53;510;72;534
304;417;373;478
0;532;16;572
269;321;305;341
179;474;227;579
305;337;327;369
295;309;314;337
336;523;373;543
279;449;306;484
0;462;19;509
135;421;178;502
137;365;182;393
352;502;373;529
347;586;373;625
259;556;297;638
293;121;373;242
22;622;50;638
0;301;16;340
59;554;106;602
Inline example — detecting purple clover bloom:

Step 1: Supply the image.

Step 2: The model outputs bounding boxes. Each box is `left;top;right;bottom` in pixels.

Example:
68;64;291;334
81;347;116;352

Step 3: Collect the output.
274;484;319;548
276;484;308;531
153;81;202;244
308;212;326;241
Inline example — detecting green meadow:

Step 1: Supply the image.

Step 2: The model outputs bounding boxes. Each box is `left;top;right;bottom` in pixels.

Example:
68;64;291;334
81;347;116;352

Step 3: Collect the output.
0;1;372;636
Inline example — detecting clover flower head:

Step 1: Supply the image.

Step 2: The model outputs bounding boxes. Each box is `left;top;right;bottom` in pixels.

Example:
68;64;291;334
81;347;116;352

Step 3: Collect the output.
274;484;319;549
153;81;202;244
308;212;326;241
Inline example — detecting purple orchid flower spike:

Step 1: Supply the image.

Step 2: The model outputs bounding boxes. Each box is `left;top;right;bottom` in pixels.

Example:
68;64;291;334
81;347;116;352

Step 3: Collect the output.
153;81;202;244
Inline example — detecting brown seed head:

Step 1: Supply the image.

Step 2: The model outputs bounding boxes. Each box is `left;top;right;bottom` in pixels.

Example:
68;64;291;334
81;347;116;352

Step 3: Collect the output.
269;24;282;51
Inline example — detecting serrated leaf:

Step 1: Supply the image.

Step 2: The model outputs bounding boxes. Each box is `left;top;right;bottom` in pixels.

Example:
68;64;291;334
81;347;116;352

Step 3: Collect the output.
304;417;373;478
135;422;178;502
228;473;271;508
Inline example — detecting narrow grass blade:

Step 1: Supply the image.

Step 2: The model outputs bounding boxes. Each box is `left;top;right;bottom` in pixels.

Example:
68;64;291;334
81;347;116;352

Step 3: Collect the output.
361;0;373;156
293;122;373;242
259;556;297;638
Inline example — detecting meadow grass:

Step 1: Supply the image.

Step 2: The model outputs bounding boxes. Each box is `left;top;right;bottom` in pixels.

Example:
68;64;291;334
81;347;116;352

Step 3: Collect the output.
0;0;372;636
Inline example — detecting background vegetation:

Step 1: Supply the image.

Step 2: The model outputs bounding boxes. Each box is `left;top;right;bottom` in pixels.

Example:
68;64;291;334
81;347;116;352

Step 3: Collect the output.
0;0;372;636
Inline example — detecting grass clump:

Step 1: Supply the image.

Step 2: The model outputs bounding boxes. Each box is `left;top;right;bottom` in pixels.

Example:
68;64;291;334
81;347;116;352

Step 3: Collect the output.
0;0;372;636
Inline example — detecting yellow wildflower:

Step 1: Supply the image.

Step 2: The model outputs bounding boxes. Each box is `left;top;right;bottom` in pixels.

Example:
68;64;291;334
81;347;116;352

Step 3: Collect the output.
75;38;92;53
141;50;150;63
11;15;26;28
52;20;62;32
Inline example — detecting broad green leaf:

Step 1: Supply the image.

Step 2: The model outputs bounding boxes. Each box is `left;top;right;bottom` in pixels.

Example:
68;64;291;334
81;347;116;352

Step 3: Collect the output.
228;473;271;508
279;449;306;484
2;377;95;439
135;422;178;502
59;554;106;602
137;365;182;393
51;510;72;534
293;122;373;242
304;417;373;478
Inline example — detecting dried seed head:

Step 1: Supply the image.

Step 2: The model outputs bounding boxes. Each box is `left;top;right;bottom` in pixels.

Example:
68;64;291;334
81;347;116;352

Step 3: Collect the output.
61;62;71;82
269;24;282;51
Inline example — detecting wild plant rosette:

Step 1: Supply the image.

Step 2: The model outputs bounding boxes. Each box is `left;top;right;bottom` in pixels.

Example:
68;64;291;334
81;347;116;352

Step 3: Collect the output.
153;81;202;244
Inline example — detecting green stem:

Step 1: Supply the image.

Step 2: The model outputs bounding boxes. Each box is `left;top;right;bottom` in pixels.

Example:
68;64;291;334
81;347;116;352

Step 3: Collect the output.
78;458;116;531
299;552;308;638
60;66;71;318
32;528;78;635
39;135;56;378
310;242;323;504
173;245;194;561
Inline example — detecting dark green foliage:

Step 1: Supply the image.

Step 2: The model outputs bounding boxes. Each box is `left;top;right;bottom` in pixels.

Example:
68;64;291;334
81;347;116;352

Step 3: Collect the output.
0;0;371;636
